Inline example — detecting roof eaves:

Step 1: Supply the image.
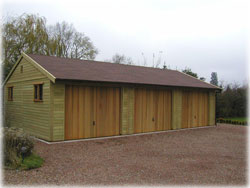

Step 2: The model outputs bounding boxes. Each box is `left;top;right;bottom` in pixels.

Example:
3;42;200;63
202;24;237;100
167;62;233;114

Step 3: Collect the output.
177;70;222;90
55;77;222;90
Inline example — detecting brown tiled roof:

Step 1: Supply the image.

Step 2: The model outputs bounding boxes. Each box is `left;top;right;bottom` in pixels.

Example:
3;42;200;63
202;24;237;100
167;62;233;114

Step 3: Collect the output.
28;54;219;89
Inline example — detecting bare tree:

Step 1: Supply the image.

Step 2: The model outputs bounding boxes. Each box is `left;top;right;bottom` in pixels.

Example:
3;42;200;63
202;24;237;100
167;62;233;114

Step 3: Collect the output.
2;14;98;79
111;53;133;65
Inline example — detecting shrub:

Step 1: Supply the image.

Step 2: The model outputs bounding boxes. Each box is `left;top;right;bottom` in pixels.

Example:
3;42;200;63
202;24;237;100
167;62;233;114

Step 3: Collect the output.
20;153;44;170
217;118;224;123
4;127;34;168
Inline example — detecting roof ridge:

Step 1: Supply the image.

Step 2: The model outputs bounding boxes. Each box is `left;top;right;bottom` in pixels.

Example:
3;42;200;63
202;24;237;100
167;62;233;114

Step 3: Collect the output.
27;53;174;72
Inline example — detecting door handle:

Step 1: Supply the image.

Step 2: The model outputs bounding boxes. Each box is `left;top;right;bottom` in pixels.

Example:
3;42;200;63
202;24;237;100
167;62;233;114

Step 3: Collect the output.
93;121;96;126
152;117;155;122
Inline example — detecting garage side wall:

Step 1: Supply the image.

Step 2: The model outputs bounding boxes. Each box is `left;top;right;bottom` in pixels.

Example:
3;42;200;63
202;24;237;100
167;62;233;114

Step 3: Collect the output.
120;87;134;135
50;82;65;141
4;57;51;141
208;91;216;125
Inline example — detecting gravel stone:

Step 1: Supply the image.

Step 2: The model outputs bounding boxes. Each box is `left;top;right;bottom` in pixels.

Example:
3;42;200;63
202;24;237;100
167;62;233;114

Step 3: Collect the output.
3;124;246;185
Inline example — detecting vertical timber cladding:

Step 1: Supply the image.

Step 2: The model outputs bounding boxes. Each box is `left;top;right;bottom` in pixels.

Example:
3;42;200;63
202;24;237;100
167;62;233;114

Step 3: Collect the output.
181;90;209;128
120;87;135;135
96;86;120;137
65;85;120;140
134;88;172;133
50;82;65;141
172;89;182;130
208;91;216;126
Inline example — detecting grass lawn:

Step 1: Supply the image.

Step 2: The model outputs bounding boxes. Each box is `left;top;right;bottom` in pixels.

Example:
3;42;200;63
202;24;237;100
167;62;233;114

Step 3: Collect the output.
5;153;43;170
223;117;247;122
20;153;44;170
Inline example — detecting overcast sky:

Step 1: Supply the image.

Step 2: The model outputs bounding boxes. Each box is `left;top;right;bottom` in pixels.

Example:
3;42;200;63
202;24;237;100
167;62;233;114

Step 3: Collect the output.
2;0;248;85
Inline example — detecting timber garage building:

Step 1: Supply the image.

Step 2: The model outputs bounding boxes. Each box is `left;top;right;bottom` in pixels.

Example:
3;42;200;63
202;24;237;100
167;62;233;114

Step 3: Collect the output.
4;53;221;141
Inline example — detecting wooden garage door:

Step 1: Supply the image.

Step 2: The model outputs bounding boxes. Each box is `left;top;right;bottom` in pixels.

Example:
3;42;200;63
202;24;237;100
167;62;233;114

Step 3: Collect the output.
65;85;120;140
134;88;172;133
96;87;120;137
182;90;209;128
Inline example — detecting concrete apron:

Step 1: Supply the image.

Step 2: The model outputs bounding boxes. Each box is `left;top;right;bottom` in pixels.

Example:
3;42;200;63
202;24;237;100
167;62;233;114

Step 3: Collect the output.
36;125;217;145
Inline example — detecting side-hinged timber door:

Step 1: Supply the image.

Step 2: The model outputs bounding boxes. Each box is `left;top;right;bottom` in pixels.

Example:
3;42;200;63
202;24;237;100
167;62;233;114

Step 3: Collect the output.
65;85;120;140
181;90;209;128
134;88;172;133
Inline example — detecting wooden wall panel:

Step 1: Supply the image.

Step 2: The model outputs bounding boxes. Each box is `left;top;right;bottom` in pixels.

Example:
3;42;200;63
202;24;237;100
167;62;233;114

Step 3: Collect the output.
121;87;134;135
208;91;216;126
78;86;84;139
144;89;155;132
4;58;51;141
65;85;73;140
51;83;65;141
134;88;149;133
192;91;199;127
134;88;144;133
163;91;172;130
155;90;164;131
172;89;182;130
8;58;45;84
72;86;79;139
204;93;209;126
198;92;209;127
198;92;203;127
83;87;96;138
181;91;189;129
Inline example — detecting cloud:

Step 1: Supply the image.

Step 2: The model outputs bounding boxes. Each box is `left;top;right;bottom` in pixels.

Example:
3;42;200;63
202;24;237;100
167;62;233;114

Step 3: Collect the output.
2;0;247;84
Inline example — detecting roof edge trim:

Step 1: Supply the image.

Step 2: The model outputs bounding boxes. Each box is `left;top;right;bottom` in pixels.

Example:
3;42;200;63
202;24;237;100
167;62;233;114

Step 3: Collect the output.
3;55;23;86
3;53;56;85
177;70;222;90
22;53;56;83
55;78;221;90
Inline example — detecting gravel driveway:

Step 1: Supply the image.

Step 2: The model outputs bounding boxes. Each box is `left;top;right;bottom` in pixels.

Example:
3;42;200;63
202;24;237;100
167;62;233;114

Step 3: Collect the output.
4;124;247;185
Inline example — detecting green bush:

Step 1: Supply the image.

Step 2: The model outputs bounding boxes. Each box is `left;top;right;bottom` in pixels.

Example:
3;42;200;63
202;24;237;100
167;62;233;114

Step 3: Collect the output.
20;153;44;170
217;118;224;123
4;127;34;168
217;117;248;125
